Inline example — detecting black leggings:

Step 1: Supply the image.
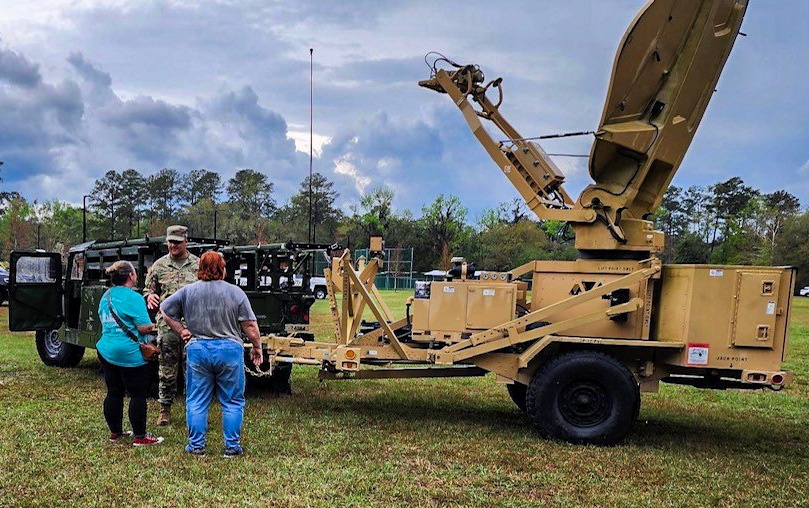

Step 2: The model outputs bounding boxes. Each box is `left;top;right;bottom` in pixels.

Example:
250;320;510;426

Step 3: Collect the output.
98;353;151;437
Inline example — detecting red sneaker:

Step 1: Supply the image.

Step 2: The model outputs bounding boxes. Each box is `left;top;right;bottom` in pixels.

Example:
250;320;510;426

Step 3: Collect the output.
133;433;164;446
109;430;133;443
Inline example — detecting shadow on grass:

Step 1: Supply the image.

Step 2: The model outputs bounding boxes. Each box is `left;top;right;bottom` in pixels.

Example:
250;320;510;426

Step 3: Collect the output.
630;412;809;458
246;373;809;456
248;377;535;439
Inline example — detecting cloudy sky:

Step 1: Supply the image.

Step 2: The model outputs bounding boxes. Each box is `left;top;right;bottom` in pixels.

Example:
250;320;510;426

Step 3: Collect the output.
0;0;807;221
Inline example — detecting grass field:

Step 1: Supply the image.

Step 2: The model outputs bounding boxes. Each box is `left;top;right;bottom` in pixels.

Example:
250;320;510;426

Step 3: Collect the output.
1;292;808;507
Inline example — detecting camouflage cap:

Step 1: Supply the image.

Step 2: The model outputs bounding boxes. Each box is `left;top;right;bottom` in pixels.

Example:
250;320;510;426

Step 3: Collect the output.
166;225;188;242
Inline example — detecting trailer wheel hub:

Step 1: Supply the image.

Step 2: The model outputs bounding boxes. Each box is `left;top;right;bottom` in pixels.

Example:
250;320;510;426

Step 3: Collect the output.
559;381;610;427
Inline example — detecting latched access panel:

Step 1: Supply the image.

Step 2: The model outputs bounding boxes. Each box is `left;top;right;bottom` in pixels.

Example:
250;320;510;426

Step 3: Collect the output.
653;265;794;372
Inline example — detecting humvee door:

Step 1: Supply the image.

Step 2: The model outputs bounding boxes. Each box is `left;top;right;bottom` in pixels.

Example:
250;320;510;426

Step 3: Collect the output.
8;251;64;331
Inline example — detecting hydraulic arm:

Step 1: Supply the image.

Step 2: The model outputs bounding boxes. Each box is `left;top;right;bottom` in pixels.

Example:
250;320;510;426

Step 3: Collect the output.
419;0;749;257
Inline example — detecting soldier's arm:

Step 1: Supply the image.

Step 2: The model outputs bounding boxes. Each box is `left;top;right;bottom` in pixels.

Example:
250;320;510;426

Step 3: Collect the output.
143;262;157;296
143;262;161;309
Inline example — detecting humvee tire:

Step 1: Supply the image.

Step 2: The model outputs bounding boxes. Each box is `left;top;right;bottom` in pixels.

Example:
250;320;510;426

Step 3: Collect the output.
35;329;85;367
506;382;527;412
526;350;639;445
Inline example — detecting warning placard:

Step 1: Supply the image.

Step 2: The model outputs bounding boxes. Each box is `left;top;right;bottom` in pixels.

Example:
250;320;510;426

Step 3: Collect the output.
687;343;710;365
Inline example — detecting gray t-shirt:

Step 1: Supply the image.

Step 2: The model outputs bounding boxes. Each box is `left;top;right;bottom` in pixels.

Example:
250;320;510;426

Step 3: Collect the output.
160;280;257;346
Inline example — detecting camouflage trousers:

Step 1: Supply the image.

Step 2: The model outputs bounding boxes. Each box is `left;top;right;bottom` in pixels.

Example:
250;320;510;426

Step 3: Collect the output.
156;318;184;406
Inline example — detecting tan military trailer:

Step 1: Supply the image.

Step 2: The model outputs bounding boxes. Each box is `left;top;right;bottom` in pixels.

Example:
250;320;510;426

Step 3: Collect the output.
259;0;794;445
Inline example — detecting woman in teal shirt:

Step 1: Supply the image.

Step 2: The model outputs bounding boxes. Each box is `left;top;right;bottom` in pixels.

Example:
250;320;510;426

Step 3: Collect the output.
96;261;163;446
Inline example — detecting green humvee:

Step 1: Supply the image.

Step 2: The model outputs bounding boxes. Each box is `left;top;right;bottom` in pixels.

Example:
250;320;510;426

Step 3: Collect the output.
7;237;329;391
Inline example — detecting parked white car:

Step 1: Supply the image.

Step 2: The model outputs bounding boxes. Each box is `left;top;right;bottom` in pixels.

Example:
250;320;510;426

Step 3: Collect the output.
294;275;329;299
0;266;9;305
799;286;809;297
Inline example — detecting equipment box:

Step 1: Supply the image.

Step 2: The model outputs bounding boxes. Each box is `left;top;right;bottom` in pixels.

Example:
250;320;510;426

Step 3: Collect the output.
653;265;795;370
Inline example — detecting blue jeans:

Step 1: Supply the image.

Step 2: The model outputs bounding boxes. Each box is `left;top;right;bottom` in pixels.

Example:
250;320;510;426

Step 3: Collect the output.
185;339;246;451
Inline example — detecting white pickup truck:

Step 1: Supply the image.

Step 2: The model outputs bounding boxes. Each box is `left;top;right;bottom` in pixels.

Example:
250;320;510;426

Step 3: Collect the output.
293;275;328;299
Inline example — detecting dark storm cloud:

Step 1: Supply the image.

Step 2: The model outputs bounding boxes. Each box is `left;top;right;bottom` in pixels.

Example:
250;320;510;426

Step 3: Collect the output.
64;53;194;165
0;80;83;144
0;45;41;88
102;106;192;165
0;44;85;186
1;42;308;201
199;85;302;182
68;51;190;132
207;86;290;146
66;52;112;88
101;96;191;130
40;80;84;134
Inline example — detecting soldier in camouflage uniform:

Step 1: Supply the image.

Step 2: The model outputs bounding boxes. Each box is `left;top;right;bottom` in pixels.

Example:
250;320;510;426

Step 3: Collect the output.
144;225;200;426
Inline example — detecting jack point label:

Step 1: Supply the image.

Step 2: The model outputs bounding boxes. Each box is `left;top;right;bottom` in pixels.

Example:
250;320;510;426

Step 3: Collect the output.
443;286;455;294
483;289;496;296
687;343;710;365
709;269;724;277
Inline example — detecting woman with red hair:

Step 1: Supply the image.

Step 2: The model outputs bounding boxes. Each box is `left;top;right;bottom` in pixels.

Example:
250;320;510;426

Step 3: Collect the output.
160;251;263;457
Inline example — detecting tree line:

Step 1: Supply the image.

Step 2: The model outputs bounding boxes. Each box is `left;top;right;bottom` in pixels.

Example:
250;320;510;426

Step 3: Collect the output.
0;167;806;287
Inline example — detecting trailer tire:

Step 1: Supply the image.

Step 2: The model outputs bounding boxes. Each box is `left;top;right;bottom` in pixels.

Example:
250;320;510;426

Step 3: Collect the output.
313;287;327;300
506;382;528;412
35;329;85;367
526;350;639;445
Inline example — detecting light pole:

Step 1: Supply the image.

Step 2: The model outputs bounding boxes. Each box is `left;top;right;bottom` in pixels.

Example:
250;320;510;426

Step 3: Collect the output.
82;195;90;242
36;223;41;249
213;206;219;239
308;47;314;243
313;198;317;243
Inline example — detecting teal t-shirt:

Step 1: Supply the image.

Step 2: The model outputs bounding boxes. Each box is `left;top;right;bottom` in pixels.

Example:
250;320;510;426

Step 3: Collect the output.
96;286;153;367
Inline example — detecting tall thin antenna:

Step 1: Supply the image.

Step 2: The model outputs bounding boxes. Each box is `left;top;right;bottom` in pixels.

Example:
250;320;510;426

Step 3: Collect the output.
308;47;314;243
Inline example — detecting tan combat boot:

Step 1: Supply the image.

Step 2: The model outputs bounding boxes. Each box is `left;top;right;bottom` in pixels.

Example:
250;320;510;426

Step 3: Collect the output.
156;404;171;426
